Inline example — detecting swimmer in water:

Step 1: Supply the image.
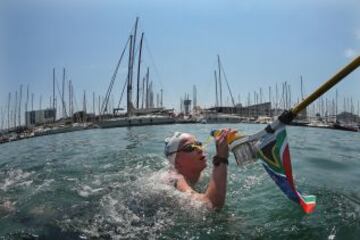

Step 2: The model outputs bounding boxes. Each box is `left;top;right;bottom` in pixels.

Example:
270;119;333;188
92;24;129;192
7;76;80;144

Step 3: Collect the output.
164;129;234;209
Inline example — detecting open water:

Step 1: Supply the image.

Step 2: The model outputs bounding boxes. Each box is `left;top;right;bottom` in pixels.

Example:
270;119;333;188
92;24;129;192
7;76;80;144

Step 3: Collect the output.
0;123;360;240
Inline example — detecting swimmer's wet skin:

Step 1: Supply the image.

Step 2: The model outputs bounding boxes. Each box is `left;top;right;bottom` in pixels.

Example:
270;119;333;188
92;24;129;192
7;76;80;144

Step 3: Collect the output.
165;130;234;209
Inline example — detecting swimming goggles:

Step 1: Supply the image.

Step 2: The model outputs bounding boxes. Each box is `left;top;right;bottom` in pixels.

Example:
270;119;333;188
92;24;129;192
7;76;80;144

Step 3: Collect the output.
167;141;203;155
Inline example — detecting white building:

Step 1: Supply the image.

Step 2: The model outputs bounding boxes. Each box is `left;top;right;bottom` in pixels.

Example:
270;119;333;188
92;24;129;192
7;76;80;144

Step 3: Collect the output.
25;109;56;127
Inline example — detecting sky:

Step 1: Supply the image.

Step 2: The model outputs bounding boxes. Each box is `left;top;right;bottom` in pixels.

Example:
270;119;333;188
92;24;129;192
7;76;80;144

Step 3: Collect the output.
1;0;360;125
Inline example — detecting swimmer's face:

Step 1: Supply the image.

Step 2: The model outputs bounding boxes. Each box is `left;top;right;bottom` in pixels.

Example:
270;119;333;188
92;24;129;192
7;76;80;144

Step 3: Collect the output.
175;134;207;173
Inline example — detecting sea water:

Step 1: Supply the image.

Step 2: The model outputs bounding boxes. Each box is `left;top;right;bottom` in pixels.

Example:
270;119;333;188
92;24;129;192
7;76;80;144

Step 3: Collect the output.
0;123;360;239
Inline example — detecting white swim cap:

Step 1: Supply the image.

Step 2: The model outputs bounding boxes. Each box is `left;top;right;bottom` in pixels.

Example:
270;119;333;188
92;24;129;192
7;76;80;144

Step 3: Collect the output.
164;132;187;165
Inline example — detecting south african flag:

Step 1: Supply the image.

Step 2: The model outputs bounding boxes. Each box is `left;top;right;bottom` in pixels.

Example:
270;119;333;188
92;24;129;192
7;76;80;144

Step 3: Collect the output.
257;123;316;214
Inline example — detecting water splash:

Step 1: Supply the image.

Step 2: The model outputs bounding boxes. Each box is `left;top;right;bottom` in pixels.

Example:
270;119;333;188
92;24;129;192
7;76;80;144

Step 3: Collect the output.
0;169;33;192
328;226;336;240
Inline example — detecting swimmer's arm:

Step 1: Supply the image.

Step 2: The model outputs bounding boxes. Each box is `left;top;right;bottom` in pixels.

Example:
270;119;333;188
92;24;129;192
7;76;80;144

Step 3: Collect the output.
204;162;227;209
203;129;231;209
176;129;231;209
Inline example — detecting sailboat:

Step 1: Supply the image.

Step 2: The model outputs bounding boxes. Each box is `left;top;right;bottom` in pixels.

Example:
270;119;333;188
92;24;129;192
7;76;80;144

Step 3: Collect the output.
332;121;359;132
97;18;175;129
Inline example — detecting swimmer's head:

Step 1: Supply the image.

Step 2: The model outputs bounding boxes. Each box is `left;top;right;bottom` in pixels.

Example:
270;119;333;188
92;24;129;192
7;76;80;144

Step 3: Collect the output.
164;132;188;165
164;132;206;172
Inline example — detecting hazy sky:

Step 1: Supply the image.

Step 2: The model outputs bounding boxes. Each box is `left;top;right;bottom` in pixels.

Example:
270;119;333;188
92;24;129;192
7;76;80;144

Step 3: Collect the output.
1;0;360;121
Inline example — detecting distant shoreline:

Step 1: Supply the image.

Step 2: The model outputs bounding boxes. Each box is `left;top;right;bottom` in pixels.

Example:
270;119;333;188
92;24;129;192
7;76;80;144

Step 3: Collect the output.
1;116;358;146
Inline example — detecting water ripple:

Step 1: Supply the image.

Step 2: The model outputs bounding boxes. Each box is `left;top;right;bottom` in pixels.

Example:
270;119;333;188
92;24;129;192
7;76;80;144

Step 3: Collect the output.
0;124;359;239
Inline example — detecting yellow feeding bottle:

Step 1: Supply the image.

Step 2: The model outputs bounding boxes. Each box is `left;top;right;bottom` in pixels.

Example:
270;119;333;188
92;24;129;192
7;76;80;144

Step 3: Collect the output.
210;129;243;144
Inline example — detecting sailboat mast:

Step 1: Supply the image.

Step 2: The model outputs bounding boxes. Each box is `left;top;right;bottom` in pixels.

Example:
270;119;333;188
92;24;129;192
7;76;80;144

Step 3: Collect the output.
62;68;65;118
136;32;144;109
132;17;139;70
14;91;17;128
19;85;22;126
31;93;34;111
300;75;304;100
127;35;134;115
98;95;101;116
7;93;11;130
335;89;338;116
128;17;139;114
160;88;163;107
25;85;29;117
83;90;86;113
141;77;145;109
69;80;72;117
53;68;56;122
214;70;218;107
269;86;271;117
146;67;149;109
0;107;3;130
217;55;222;106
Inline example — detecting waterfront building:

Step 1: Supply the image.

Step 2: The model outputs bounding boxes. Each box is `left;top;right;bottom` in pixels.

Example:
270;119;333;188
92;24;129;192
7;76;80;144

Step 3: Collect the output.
206;102;272;118
25;109;56;127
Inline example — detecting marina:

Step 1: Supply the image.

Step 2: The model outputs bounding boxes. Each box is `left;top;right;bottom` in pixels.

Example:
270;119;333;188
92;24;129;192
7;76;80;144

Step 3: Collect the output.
1;1;360;239
1;114;360;145
1;17;360;144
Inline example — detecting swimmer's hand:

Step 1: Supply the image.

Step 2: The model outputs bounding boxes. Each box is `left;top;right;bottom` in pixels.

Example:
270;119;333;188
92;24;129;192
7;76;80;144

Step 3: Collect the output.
215;128;236;159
